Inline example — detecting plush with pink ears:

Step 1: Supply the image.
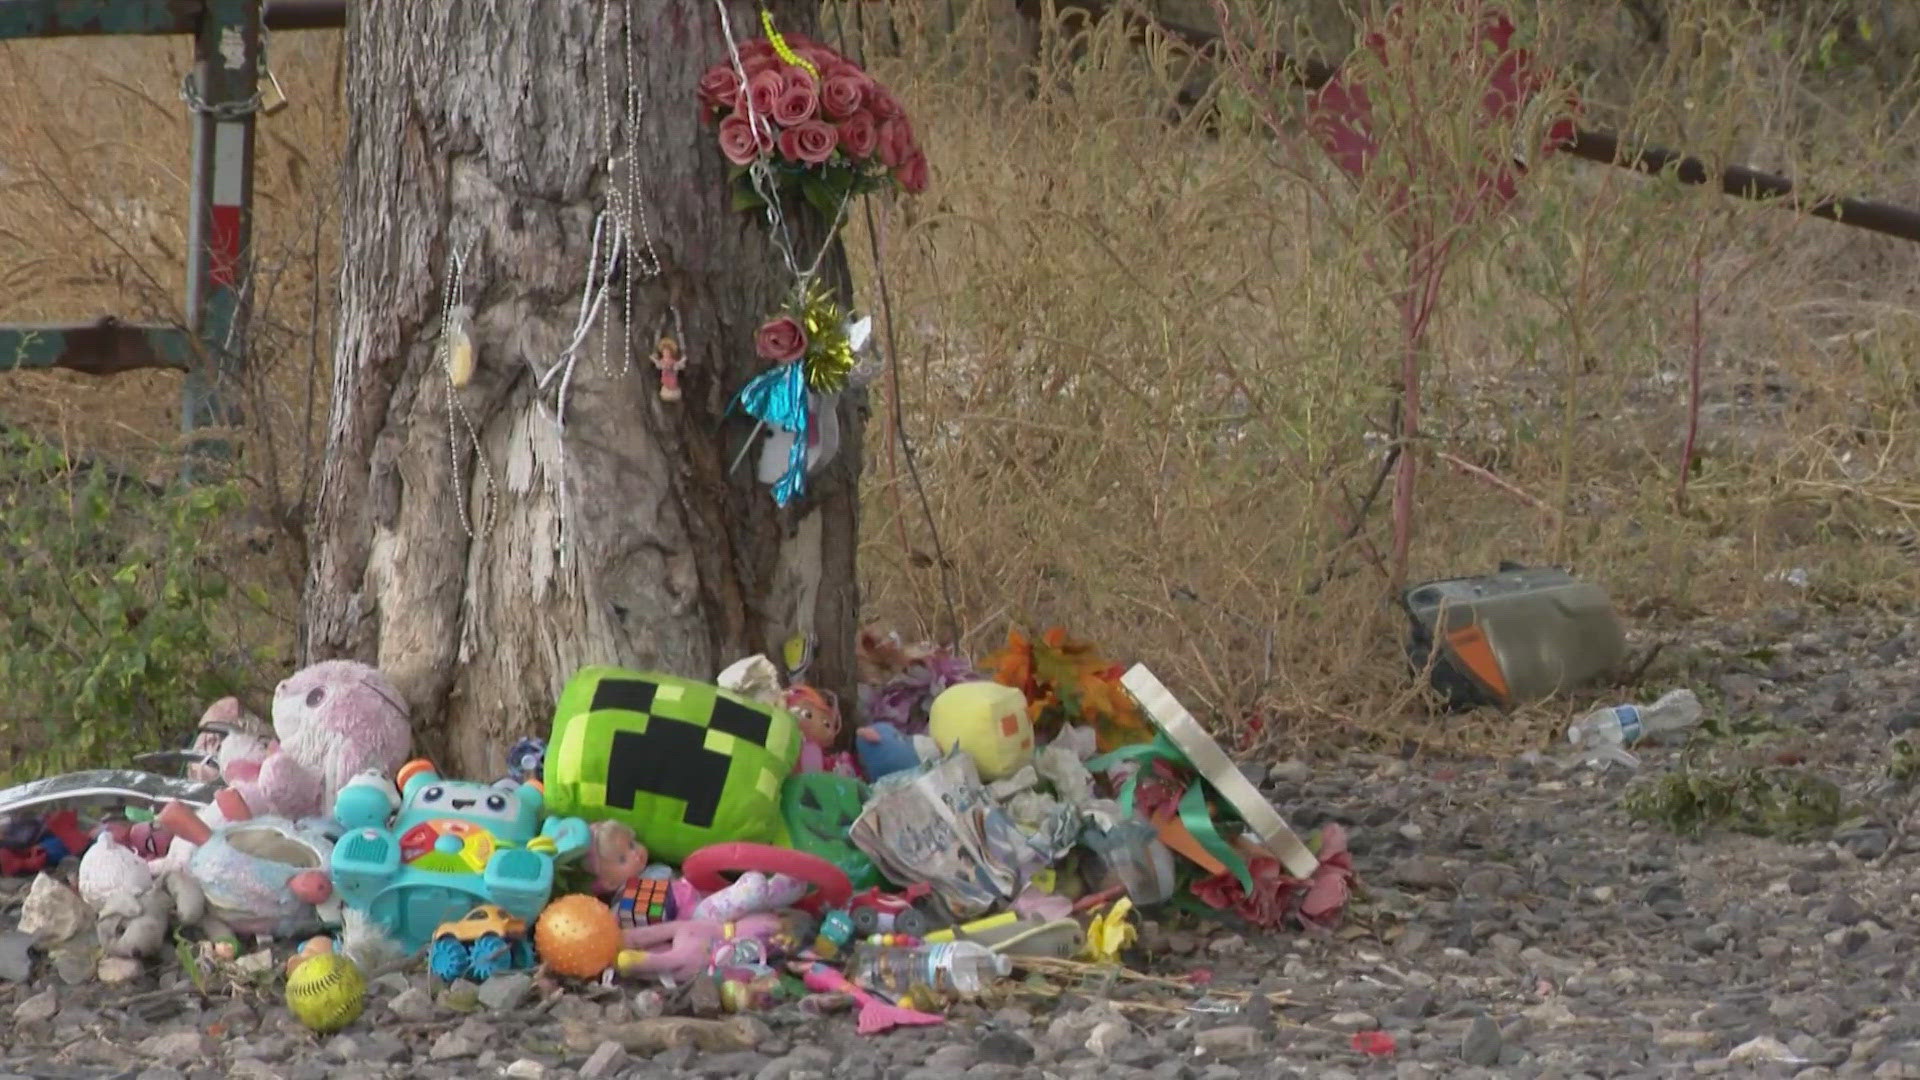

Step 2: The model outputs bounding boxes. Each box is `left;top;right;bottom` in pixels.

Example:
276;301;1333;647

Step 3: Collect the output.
226;661;413;821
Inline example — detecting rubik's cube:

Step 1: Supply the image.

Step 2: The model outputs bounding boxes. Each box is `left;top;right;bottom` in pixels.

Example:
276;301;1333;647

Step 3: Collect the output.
611;873;674;930
542;666;800;864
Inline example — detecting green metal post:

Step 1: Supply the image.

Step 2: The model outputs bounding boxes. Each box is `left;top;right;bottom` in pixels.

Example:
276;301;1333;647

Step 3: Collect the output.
179;0;261;479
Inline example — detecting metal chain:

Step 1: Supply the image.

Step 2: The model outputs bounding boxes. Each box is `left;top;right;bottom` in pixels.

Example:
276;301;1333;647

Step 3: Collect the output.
439;237;498;539
179;70;262;121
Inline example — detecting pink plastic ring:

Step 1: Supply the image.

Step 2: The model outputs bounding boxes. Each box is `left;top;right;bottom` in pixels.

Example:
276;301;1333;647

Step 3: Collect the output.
680;842;852;915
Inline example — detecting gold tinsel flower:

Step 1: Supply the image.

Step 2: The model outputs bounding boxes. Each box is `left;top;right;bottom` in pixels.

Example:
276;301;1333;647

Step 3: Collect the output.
796;281;855;394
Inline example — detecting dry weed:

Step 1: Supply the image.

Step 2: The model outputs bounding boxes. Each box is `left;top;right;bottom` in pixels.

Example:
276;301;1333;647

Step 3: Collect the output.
0;4;1917;764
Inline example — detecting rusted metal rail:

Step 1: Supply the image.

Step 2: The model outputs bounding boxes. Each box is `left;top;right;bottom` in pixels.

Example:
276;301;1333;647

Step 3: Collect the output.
0;0;345;474
1030;0;1920;245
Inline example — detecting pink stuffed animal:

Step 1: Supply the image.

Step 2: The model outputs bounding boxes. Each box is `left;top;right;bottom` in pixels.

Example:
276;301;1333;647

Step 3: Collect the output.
227;661;412;821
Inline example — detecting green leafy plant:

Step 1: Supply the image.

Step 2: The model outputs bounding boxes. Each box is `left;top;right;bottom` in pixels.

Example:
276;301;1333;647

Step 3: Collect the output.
0;431;254;781
1623;761;1848;840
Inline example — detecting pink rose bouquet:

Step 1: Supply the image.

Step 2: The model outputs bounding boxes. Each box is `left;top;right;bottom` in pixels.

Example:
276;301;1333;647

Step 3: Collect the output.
699;33;928;216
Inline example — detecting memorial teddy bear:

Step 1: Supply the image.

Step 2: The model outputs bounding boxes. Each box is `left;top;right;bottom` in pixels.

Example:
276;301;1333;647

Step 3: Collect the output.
228;660;413;821
76;833;210;976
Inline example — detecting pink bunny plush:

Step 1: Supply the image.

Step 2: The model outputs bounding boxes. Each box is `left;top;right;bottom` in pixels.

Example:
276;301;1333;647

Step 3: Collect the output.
228;661;413;821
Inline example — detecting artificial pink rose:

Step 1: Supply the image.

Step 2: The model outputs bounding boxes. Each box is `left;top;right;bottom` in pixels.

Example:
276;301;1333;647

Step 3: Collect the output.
869;88;904;120
896;150;929;195
835;110;878;162
740;38;779;65
876;117;914;169
777;119;838;166
798;44;840;72
743;69;784;119
773;73;818;126
755;314;808;363
697;63;744;115
820;67;869;120
718;115;765;166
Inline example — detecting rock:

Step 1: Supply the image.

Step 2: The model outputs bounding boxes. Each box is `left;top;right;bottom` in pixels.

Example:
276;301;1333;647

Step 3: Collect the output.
1328;1012;1378;1030
17;874;89;943
923;1045;980;1072
98;957;144;984
478;972;534;1011
1087;1020;1132;1057
13;988;57;1024
579;1041;627;1080
694;1051;771;1077
1835;827;1891;861
976;1030;1037;1066
1206;934;1246;955
0;932;34;982
48;938;95;984
1825;894;1869;924
503;1060;547;1079
1267;760;1311;785
386;986;435;1021
137;1032;214;1066
229;1062;287;1080
1391;858;1454;890
1387;988;1435;1020
429;1032;477;1060
1461;1015;1502;1067
1192;1026;1262;1057
1727;1035;1800;1065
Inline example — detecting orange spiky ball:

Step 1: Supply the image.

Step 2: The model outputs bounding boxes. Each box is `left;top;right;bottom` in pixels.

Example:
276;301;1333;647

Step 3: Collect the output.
534;894;622;979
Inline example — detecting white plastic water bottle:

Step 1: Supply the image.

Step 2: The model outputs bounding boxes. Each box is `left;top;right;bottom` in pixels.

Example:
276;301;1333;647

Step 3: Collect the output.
1566;688;1702;768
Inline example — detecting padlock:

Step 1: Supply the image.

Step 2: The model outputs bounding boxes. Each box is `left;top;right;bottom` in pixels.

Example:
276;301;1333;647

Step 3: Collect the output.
259;66;289;116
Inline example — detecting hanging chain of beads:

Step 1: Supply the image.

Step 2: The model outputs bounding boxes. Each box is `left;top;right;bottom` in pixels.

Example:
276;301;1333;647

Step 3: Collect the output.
437;236;498;539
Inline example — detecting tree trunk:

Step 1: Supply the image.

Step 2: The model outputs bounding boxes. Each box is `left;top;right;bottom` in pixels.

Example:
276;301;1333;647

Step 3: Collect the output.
304;0;864;779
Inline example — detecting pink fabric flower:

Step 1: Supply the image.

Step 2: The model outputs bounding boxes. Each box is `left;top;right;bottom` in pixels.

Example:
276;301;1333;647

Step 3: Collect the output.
697;63;744;114
718;115;767;166
876;117;914;169
773;72;819;126
777;120;838;166
755;315;808;363
869;88;904;120
743;69;784;120
897;151;929;195
835;110;878;162
820;65;871;120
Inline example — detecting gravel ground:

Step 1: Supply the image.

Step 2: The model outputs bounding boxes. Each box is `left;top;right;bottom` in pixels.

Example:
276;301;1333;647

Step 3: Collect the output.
4;606;1920;1080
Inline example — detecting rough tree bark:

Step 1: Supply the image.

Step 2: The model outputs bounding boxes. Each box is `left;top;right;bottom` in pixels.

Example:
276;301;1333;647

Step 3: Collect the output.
304;0;864;778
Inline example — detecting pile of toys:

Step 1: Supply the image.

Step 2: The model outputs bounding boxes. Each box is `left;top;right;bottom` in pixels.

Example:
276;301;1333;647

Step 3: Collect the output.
0;630;1356;1037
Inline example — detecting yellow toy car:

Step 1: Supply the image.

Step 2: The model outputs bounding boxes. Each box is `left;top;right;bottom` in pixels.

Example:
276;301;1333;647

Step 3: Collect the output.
428;904;535;982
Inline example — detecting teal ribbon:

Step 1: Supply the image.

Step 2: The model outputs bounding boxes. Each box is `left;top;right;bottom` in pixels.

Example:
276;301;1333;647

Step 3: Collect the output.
729;362;810;507
1088;734;1254;893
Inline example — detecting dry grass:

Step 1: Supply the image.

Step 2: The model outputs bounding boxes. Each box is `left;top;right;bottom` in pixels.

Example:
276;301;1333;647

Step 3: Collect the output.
0;1;1917;764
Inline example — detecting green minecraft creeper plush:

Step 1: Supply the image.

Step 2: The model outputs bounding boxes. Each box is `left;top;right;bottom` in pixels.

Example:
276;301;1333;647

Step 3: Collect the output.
543;666;801;864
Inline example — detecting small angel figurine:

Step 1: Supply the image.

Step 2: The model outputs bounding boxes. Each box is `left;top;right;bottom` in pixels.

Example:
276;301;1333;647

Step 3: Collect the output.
651;336;685;402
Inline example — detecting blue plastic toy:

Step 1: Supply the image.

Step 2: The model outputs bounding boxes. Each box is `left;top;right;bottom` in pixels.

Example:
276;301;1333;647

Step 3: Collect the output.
853;722;923;781
329;758;590;953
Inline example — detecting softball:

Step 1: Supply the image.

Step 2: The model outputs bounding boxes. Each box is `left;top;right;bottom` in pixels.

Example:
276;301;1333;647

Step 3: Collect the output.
285;951;366;1034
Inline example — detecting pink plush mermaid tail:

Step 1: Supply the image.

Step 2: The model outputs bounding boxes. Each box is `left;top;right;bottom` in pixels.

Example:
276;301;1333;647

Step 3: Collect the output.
691;871;809;921
799;961;944;1035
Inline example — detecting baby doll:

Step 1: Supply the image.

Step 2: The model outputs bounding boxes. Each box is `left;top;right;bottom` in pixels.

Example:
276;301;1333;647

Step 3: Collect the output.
784;685;857;778
585;820;677;931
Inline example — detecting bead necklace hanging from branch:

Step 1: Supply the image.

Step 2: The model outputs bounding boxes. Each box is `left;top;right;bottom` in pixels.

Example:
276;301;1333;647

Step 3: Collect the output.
704;3;926;508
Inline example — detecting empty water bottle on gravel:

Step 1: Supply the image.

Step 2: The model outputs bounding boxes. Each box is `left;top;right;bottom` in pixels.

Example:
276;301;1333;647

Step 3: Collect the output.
1566;688;1701;768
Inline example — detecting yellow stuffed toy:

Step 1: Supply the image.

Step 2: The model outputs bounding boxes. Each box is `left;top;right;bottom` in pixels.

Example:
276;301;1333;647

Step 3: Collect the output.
928;681;1035;781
